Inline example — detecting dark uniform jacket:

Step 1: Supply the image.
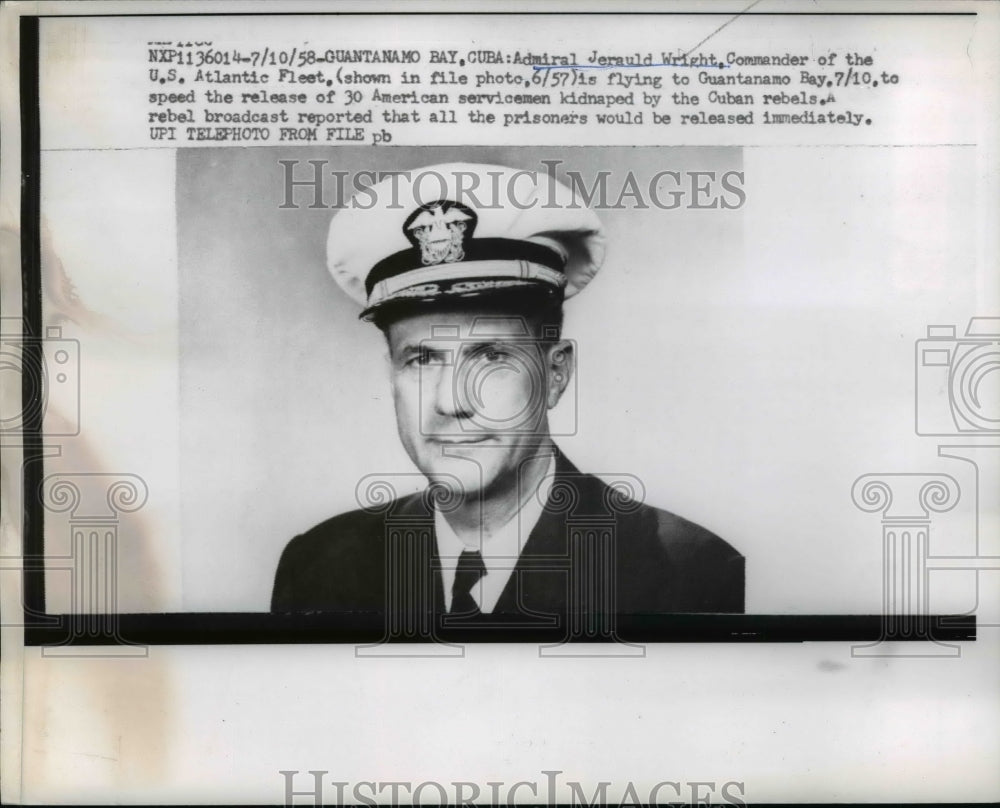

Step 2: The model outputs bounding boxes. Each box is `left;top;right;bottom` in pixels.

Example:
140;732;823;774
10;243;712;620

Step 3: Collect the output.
272;451;744;636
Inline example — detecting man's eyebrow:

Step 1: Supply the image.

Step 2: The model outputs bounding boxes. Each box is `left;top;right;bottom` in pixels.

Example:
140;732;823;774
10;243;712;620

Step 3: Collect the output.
396;342;448;356
395;338;520;356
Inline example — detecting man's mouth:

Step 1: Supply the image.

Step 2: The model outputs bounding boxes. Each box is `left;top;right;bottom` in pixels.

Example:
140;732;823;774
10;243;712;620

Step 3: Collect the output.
431;435;493;445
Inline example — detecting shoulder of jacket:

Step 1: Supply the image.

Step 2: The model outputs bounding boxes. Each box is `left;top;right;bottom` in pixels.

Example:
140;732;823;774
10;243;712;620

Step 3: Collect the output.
280;491;427;560
644;503;743;563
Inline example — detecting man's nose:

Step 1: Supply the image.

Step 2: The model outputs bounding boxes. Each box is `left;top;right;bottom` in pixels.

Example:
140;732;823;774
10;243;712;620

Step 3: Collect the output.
430;362;474;419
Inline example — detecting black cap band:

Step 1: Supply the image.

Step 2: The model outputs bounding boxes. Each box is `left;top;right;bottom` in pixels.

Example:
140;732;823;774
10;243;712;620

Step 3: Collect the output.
365;238;565;298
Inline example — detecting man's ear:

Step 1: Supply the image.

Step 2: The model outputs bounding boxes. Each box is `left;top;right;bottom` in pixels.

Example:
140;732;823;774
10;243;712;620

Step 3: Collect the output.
545;339;575;409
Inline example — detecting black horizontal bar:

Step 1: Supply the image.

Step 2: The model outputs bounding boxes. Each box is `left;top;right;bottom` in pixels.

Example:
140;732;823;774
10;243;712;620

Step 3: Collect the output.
23;613;976;646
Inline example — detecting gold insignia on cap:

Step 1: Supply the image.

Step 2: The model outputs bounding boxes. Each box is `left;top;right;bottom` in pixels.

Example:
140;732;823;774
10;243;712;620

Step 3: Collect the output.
404;200;477;267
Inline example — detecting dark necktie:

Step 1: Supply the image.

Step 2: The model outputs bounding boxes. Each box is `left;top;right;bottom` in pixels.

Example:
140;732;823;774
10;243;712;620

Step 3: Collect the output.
451;550;487;614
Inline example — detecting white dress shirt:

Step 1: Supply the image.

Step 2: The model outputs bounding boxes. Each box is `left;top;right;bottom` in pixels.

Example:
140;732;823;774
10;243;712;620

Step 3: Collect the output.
435;454;556;613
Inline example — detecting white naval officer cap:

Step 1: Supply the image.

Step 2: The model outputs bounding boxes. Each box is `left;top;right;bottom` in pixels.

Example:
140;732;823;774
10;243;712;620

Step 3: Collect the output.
326;162;606;322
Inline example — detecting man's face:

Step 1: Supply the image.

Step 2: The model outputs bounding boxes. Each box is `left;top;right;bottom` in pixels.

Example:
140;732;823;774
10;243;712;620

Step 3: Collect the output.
384;307;573;502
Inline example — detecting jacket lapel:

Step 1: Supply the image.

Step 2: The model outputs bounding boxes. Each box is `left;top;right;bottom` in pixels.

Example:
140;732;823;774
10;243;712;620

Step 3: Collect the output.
493;449;590;616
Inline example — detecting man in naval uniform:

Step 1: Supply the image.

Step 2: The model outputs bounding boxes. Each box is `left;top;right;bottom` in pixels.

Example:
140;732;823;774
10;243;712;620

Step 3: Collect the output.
271;163;744;636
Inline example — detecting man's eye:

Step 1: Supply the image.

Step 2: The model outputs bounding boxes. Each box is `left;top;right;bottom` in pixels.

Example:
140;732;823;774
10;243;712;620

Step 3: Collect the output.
476;345;509;363
406;351;436;367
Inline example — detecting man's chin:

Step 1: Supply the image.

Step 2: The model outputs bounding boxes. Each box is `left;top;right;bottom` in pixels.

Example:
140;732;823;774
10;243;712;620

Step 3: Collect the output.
424;482;483;513
420;455;491;502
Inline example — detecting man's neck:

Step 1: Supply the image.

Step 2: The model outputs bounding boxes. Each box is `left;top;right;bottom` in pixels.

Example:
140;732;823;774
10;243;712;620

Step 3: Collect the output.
444;442;556;546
